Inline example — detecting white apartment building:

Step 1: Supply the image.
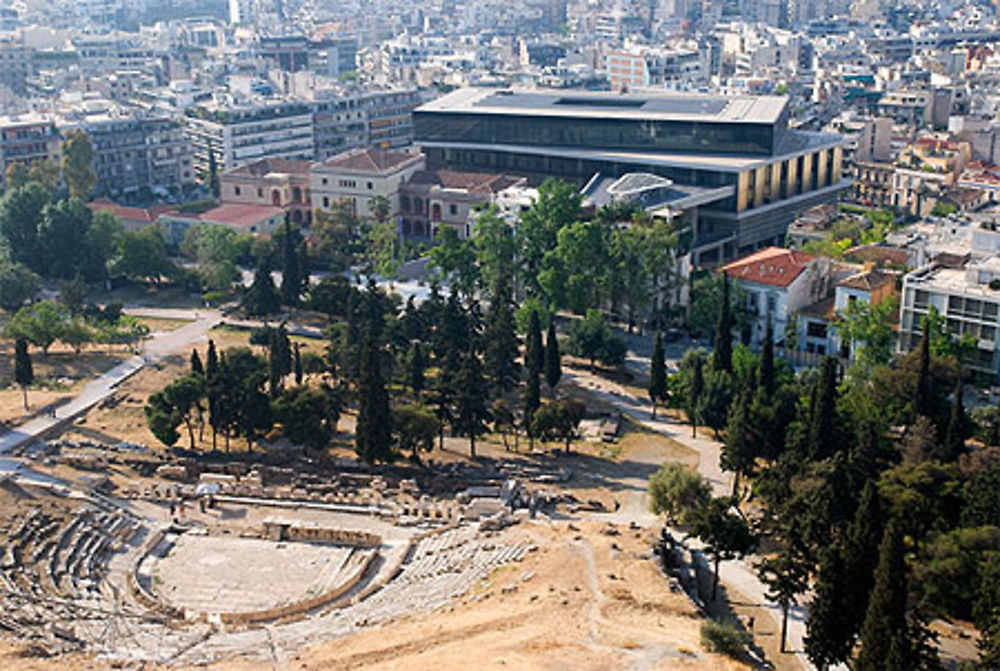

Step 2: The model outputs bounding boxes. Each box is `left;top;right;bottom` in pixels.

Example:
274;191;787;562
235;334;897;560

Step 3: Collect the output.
900;258;1000;379
184;102;315;174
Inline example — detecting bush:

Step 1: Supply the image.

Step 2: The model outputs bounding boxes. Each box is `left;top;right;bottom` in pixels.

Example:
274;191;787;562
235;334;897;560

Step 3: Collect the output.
700;618;749;659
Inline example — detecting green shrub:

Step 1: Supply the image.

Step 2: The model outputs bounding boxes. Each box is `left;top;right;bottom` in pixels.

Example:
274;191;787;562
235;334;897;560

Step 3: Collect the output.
700;618;749;659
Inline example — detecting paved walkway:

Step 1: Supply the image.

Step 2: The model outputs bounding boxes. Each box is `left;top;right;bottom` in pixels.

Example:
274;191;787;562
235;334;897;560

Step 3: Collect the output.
0;310;221;455
567;365;817;671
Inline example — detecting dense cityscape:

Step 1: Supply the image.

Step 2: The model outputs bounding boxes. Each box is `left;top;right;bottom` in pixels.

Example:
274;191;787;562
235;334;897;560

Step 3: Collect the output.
0;0;996;669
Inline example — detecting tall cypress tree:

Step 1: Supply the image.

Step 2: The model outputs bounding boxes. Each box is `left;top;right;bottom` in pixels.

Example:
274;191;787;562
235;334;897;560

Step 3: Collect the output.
943;377;967;461
207;147;220;199
915;317;933;419
844;480;883;635
524;309;543;440
544;320;562;397
409;342;426;394
856;525;908;671
456;347;490;458
280;218;301;306
483;274;519;396
759;319;775;397
808;356;839;460
205;340;221;451
722;390;754;497
190;348;204;376
806;544;855;670
689;354;704;437
356;333;393;463
14;338;33;410
712;273;733;374
293;342;303;385
648;331;667;419
297;241;310;297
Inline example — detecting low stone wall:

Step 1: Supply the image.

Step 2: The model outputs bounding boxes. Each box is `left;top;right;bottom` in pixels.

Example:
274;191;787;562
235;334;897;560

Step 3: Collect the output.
263;520;381;548
128;527;184;620
217;548;378;625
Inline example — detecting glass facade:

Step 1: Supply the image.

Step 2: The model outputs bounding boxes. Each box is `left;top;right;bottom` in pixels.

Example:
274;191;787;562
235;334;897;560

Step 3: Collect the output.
414;111;777;156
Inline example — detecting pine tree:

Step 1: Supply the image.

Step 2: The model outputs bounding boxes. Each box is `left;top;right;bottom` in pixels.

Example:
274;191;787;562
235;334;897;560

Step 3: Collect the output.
943;377;966;461
409;342;425;394
544;320;562;397
806;544;855;670
483;275;519;396
759;319;775;397
14;338;33;410
712;273;733;374
243;264;281;316
856;525;908;671
648;331;666;419
190;348;204;376
280;218;301;306
808;356;839;460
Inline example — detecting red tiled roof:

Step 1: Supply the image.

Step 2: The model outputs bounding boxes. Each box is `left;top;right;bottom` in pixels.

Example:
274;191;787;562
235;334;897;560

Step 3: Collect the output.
87;198;156;223
407;169;523;194
320;147;418;173
225;157;312;178
721;247;815;288
197;203;284;229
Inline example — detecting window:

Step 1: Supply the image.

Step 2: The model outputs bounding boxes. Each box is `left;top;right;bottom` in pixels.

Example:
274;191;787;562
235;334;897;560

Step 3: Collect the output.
257;188;263;198
766;294;777;315
234;186;241;196
323;196;330;207
367;181;374;190
914;290;930;310
449;204;458;216
806;321;827;338
322;177;328;185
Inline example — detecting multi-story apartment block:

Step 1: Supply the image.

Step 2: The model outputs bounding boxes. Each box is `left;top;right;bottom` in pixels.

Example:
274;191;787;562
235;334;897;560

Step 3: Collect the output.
184;101;315;174
0;115;62;191
365;89;419;149
185;90;418;174
62;113;194;198
891;137;970;216
607;47;704;91
900;258;1000;379
415;87;847;265
0;36;33;95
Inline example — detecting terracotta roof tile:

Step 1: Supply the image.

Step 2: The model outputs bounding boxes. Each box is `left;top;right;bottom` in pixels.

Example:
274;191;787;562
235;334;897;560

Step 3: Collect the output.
720;247;815;288
319;147;418;173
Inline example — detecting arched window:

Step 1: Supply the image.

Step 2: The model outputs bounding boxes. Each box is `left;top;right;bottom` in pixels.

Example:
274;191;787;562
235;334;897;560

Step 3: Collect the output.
400;195;411;212
414;197;424;214
431;203;442;221
271;189;281;206
292;186;302;203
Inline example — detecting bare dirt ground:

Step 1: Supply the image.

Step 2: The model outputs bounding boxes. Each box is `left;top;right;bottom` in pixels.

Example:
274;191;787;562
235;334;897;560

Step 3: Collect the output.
195;521;747;671
0;341;131;426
